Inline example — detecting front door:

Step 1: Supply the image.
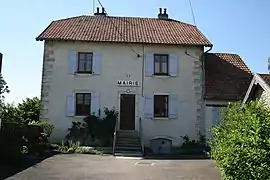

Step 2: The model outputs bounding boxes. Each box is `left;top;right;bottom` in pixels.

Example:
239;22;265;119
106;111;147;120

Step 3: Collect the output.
120;94;135;130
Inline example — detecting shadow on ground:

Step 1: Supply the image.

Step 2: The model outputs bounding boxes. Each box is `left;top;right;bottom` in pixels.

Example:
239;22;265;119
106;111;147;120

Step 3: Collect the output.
0;152;58;180
144;153;210;160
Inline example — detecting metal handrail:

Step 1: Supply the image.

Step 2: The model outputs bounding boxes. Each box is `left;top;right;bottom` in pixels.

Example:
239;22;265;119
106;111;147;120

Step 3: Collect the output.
112;117;119;155
139;118;144;155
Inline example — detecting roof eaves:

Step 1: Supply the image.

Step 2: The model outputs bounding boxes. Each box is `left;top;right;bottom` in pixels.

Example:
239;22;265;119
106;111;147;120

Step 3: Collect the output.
36;21;55;41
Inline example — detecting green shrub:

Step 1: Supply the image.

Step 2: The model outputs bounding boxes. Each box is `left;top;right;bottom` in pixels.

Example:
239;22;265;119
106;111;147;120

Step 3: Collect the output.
66;108;118;146
210;101;270;180
29;120;54;137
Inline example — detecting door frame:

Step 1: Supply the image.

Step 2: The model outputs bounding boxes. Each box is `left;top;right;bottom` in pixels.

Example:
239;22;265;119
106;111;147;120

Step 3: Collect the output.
117;90;138;131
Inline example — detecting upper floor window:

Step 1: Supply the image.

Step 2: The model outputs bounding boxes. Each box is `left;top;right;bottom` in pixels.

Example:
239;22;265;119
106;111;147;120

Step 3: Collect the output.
75;93;91;116
77;52;93;73
154;54;169;75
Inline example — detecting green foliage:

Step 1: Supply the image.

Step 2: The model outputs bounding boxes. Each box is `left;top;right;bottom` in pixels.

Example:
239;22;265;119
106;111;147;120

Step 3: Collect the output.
66;108;118;146
210;101;270;180
0;103;19;122
1;97;41;124
17;97;41;124
179;134;206;154
0;73;9;102
29;120;54;137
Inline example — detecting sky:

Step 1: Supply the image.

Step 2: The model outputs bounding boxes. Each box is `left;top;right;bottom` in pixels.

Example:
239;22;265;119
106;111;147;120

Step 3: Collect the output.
0;0;269;104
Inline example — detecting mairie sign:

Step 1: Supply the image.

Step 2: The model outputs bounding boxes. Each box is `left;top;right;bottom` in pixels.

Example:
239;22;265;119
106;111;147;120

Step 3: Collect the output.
117;80;140;87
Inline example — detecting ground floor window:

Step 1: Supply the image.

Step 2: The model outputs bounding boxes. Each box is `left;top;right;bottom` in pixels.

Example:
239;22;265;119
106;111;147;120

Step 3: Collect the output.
75;93;91;116
154;95;168;117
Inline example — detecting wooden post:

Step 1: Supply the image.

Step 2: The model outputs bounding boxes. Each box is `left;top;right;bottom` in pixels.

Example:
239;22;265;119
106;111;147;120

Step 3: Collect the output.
0;53;2;73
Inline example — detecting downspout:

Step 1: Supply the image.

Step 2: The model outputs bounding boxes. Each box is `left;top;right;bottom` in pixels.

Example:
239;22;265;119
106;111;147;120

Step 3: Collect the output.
141;45;145;97
202;45;213;99
201;45;213;136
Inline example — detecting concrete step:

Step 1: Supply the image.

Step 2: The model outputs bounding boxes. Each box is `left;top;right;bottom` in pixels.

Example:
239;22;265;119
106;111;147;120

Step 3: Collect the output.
114;151;143;157
117;137;139;140
115;143;141;147
116;131;139;136
117;135;139;139
116;146;141;151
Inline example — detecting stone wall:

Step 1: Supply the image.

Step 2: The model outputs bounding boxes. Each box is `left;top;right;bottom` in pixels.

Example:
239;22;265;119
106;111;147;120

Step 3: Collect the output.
39;41;54;122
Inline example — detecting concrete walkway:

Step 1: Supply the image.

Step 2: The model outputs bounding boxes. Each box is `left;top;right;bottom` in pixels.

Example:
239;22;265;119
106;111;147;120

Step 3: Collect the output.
6;154;221;180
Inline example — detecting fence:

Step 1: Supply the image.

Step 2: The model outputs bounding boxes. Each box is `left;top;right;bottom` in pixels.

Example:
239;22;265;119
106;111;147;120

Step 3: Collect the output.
0;122;47;162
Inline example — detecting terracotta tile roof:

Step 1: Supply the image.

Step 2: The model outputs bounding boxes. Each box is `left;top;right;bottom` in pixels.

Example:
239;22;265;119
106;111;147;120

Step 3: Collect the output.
36;15;212;46
205;53;252;100
258;74;270;86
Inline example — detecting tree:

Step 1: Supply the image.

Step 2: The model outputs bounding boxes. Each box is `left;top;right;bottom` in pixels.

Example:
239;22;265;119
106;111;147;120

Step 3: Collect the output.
0;73;9;103
1;97;41;124
16;97;41;124
210;101;270;180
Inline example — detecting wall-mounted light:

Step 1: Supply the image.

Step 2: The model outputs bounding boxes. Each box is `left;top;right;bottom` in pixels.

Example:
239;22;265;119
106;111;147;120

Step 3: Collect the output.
126;89;130;93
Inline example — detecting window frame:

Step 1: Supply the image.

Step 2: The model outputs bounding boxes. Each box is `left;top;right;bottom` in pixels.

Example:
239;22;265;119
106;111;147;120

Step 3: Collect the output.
154;95;169;118
77;52;93;74
75;93;91;116
153;54;169;76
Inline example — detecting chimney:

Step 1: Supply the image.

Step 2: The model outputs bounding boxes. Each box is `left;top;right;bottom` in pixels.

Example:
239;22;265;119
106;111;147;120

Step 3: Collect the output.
94;7;107;16
158;8;169;20
0;53;2;73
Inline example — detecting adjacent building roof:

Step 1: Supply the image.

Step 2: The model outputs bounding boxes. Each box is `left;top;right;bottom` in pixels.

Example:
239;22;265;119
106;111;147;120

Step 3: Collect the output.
205;53;252;100
36;15;212;46
258;74;270;86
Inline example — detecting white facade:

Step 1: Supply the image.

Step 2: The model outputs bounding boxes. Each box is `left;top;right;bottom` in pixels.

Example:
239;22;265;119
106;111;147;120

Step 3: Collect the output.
40;41;205;146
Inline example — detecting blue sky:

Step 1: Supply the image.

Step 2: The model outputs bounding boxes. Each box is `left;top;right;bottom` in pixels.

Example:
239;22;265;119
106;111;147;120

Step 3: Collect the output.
0;0;269;103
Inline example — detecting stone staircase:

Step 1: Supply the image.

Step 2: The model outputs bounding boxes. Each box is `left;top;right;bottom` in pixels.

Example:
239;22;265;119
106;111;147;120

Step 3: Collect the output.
114;130;143;157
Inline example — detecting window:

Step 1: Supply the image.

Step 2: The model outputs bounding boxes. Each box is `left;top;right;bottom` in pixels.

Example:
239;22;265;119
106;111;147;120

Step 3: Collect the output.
77;52;93;73
75;93;91;116
154;54;169;75
154;95;169;117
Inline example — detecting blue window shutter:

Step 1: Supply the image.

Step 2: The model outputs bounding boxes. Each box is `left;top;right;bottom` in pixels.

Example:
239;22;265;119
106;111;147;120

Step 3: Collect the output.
68;50;77;74
66;93;75;116
169;94;178;119
169;54;179;77
145;54;154;76
91;92;100;116
144;94;154;118
212;107;221;125
93;53;102;75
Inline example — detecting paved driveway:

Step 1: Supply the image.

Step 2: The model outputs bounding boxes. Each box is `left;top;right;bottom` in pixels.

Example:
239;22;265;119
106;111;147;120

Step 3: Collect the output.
6;154;221;180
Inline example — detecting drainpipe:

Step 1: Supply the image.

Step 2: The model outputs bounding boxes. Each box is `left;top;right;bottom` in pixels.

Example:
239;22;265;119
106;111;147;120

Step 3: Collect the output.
141;45;145;97
201;45;213;136
201;46;213;99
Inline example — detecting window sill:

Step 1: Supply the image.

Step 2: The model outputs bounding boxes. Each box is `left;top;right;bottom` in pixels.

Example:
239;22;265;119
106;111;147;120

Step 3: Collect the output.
153;117;170;120
74;73;94;77
74;115;87;118
152;75;171;78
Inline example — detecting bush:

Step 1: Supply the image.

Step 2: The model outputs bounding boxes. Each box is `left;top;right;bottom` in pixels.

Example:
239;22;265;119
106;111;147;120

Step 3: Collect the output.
210;101;270;180
179;134;207;155
66;108;118;146
29;120;54;137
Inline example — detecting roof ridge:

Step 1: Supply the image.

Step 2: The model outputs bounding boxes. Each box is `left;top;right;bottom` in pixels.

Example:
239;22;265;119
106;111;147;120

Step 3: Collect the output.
51;15;87;22
51;15;197;27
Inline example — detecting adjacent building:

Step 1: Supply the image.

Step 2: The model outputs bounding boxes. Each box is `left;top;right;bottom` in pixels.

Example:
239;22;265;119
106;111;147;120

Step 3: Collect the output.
243;73;270;107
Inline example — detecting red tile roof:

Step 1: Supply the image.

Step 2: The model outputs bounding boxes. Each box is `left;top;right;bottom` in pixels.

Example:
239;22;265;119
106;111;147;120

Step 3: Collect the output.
36;15;212;46
205;53;252;100
259;74;270;87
